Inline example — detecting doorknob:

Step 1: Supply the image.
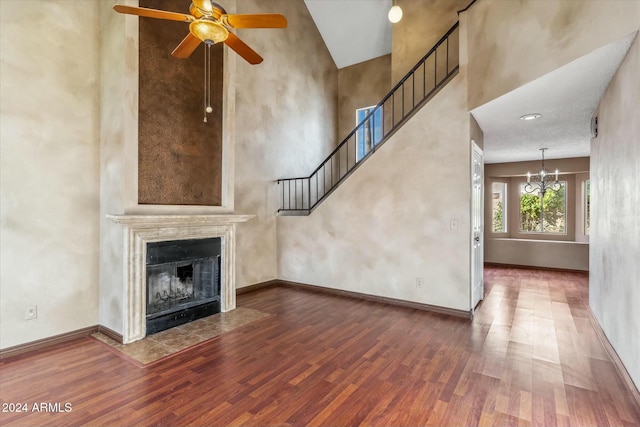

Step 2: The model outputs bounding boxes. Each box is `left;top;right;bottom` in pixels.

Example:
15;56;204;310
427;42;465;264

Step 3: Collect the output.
474;236;480;242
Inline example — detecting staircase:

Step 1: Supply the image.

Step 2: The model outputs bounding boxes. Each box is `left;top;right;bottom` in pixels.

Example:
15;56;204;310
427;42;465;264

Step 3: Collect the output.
278;22;460;215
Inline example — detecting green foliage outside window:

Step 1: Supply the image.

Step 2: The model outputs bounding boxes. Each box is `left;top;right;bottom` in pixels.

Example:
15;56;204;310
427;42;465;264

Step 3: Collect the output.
520;184;566;233
493;200;504;232
491;182;507;233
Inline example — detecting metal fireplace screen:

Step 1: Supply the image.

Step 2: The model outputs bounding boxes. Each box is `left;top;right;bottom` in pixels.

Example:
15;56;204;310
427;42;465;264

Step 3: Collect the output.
146;238;221;334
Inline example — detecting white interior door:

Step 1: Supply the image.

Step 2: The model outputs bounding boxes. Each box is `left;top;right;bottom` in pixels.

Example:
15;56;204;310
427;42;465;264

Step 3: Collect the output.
471;141;484;310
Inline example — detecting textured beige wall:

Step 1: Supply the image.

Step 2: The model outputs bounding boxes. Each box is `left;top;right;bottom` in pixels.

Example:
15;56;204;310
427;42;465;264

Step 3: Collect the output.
233;0;338;287
485;239;589;271
0;0;100;348
99;0;138;334
338;55;391;142
484;157;590;178
590;33;640;390
392;0;469;84
277;74;472;311
470;114;483;150
466;0;640;109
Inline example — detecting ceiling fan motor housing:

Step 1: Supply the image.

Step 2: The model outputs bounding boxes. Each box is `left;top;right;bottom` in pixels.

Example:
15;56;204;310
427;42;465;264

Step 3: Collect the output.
190;1;226;19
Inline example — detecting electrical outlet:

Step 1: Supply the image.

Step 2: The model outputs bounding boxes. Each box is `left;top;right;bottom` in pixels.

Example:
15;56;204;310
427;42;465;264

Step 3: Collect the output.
25;306;37;320
416;278;423;288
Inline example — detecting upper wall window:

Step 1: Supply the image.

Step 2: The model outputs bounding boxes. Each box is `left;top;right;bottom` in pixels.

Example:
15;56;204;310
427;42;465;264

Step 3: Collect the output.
585;179;590;235
492;182;507;233
519;182;566;234
356;106;383;161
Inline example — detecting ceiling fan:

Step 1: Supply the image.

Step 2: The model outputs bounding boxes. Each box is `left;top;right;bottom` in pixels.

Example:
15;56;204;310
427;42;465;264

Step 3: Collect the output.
113;0;287;64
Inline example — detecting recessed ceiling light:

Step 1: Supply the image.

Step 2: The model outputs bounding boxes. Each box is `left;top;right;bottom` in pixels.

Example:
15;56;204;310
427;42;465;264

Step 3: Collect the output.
520;113;542;121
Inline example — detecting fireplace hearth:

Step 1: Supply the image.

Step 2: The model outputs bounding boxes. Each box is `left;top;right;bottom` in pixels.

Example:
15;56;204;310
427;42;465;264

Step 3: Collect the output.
146;238;221;334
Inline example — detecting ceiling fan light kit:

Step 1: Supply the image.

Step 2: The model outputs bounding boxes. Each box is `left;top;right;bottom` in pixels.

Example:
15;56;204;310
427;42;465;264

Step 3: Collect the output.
113;0;287;121
189;19;229;44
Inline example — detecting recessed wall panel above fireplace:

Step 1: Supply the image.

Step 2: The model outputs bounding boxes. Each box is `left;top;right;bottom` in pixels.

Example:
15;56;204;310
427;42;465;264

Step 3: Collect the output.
138;0;224;206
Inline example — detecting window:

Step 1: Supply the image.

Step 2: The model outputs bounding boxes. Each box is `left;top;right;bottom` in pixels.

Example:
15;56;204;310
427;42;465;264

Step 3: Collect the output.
492;182;507;232
356;106;383;161
585;179;590;235
519;182;566;233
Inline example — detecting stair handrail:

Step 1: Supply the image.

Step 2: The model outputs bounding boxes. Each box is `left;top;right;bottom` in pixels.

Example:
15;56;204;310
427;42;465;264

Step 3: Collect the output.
278;21;460;213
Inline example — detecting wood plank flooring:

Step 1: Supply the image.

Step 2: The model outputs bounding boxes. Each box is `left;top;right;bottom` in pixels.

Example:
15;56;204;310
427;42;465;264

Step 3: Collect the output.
1;266;639;426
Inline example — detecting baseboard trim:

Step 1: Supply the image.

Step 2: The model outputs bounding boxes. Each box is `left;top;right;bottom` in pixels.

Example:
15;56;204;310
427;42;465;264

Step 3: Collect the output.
0;326;99;360
484;262;588;274
587;308;640;411
275;279;472;319
236;279;279;295
97;325;123;344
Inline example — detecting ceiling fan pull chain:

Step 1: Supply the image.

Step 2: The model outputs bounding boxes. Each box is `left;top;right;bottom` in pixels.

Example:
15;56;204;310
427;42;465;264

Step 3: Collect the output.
203;43;213;123
203;43;208;123
207;43;211;113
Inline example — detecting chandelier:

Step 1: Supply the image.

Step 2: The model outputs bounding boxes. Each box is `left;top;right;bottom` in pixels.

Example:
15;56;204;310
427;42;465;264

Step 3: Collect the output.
524;148;560;197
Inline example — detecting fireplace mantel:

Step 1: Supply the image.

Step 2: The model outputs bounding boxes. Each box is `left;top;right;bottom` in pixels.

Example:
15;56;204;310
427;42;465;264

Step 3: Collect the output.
107;214;255;227
106;214;254;343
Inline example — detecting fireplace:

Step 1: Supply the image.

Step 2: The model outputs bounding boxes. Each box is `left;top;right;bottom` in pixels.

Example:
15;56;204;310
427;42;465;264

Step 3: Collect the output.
146;238;222;334
104;214;254;344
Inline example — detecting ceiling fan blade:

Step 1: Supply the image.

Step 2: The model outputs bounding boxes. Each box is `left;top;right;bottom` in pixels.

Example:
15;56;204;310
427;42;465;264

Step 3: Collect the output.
171;33;202;59
222;14;287;29
224;32;263;64
113;5;194;22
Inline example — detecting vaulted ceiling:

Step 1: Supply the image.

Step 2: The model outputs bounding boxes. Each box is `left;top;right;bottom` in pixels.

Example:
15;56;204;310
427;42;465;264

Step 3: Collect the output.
304;0;392;69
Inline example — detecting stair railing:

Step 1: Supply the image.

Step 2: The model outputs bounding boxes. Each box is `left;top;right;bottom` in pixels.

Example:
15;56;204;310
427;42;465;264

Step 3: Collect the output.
278;22;460;215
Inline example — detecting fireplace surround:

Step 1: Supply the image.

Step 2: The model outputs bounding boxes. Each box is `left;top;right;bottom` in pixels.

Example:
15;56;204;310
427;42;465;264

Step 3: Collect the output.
106;214;254;344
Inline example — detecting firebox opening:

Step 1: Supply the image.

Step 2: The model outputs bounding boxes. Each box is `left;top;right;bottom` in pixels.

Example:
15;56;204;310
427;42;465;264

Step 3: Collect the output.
146;238;221;335
177;263;193;284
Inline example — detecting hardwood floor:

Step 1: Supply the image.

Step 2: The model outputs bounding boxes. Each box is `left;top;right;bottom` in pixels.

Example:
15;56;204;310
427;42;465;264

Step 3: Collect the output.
1;267;639;426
